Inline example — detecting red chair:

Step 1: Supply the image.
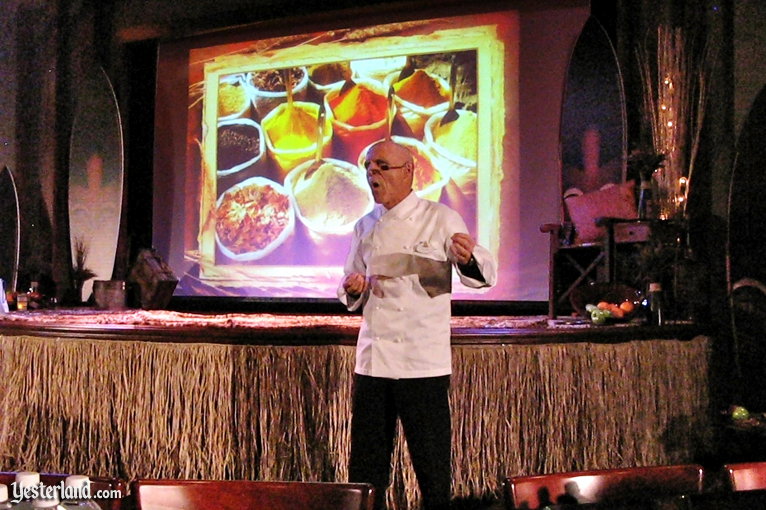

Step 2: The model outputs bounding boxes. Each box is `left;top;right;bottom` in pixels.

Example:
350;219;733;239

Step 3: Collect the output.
0;471;126;509
503;464;705;509
132;479;375;510
723;461;766;491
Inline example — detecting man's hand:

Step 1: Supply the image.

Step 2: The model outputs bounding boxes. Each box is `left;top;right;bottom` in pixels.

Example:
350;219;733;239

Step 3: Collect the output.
343;272;368;297
450;233;476;266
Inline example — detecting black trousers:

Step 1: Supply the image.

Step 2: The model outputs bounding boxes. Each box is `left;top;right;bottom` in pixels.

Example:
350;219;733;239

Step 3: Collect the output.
348;374;451;510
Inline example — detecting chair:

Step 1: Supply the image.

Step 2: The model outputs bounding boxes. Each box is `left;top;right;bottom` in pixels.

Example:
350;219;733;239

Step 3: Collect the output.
543;218;653;318
0;471;127;509
542;179;648;318
503;464;705;509
132;479;375;510
723;461;766;491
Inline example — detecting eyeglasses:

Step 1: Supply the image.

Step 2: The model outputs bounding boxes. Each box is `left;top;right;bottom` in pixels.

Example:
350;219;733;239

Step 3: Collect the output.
364;159;408;173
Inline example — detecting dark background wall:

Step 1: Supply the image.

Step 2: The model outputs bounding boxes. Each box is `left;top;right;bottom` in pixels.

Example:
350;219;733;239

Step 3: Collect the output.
3;0;761;290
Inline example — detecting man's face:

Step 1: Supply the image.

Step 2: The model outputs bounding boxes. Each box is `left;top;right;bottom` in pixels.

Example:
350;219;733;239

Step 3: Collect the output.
363;141;414;209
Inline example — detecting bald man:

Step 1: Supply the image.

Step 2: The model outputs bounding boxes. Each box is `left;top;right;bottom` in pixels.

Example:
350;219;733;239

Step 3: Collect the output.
338;140;497;510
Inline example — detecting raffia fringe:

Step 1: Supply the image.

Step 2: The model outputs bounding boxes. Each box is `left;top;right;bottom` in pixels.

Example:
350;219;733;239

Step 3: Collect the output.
0;335;711;509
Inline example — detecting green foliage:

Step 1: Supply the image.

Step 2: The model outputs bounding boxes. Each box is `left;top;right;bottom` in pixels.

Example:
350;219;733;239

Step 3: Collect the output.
72;236;97;283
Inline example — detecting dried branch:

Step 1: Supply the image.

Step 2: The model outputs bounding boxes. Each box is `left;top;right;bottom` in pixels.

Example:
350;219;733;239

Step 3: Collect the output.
636;25;712;220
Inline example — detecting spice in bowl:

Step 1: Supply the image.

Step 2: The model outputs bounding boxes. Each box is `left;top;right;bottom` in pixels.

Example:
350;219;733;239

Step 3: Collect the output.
215;177;295;260
329;82;388;127
394;69;450;108
309;62;351;87
217;76;250;119
217;120;263;175
251;68;305;92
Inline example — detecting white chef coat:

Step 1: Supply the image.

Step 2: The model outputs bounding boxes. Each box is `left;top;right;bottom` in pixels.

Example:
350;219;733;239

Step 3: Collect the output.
338;191;497;379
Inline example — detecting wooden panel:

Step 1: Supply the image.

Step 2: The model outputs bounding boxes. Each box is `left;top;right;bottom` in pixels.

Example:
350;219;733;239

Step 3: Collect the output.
133;480;374;510
505;464;704;509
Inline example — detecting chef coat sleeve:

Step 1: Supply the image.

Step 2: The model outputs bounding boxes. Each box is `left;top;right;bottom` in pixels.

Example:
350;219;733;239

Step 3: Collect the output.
443;208;497;288
337;220;369;311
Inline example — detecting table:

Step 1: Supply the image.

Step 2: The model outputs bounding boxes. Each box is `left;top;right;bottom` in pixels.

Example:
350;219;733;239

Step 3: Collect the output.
0;311;711;510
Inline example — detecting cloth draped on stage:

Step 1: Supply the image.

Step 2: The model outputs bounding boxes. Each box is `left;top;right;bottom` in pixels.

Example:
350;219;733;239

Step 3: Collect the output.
0;309;549;330
0;322;711;509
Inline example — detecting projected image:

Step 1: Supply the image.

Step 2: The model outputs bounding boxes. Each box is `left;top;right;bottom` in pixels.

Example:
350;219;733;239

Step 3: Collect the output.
178;12;515;298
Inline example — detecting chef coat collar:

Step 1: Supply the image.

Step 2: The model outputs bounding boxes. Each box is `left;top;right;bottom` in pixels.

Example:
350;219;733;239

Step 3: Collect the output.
377;190;419;220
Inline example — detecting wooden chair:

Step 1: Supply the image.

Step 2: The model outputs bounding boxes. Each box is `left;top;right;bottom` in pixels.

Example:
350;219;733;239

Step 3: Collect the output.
503;464;705;509
131;479;375;510
0;471;127;509
543;218;653;317
541;179;639;318
724;461;766;491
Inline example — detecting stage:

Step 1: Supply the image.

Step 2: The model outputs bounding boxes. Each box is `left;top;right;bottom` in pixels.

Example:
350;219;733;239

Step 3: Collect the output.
0;310;711;508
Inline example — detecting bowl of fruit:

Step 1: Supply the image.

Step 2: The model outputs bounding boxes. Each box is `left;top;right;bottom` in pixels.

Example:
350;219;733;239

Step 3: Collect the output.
570;283;643;324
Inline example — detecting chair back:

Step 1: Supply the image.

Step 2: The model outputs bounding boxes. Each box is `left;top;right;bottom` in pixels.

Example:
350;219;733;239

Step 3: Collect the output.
724;461;766;491
0;471;126;509
132;479;375;510
504;464;704;509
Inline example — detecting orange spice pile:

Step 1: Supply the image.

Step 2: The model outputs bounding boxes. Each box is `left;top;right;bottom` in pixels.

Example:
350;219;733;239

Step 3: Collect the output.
330;83;387;126
394;69;449;107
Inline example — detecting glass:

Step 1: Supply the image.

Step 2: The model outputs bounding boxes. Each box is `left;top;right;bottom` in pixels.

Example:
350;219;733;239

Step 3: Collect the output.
16;293;28;311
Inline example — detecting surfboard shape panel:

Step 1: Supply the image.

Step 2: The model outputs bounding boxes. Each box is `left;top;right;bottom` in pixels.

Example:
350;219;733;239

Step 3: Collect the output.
0;165;21;293
68;67;124;302
560;16;627;198
728;82;766;410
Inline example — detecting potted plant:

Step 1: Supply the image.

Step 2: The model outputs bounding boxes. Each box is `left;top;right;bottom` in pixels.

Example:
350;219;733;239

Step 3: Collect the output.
70;236;96;304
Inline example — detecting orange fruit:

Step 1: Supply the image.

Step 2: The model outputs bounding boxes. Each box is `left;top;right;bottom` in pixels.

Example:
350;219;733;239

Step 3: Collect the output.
619;300;635;314
597;301;610;310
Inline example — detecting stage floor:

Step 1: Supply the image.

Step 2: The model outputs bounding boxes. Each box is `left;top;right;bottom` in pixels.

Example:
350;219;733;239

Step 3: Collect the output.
0;308;699;345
